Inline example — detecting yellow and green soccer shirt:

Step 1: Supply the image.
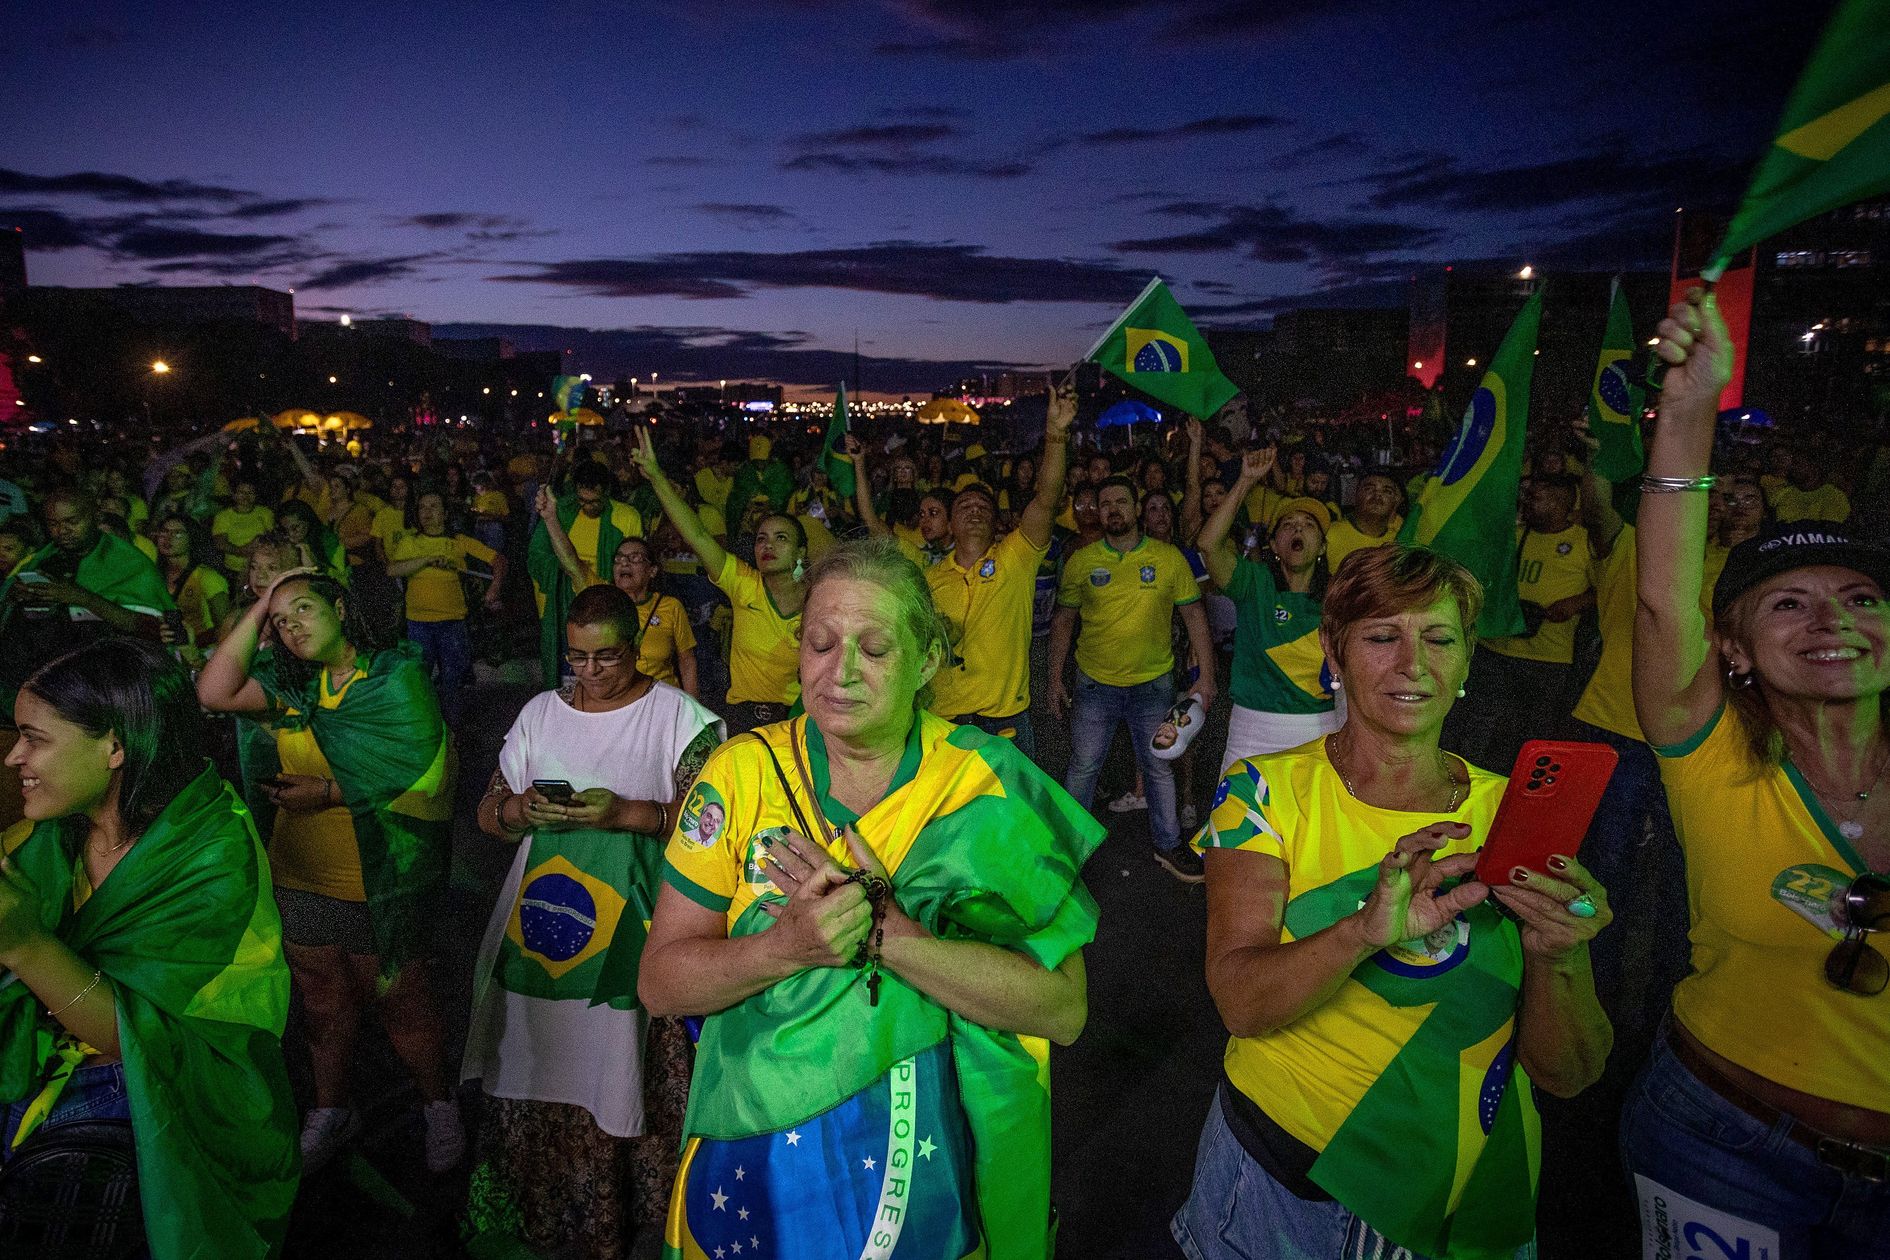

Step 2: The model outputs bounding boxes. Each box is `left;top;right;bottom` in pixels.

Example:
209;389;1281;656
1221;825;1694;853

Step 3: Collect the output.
927;529;1048;719
633;592;697;689
1056;535;1199;688
390;532;497;622
213;504;275;571
1193;742;1540;1253
1485;524;1592;665
1768;481;1851;523
1656;706;1890;1111
711;552;801;706
1223;558;1332;716
1324;516;1402;574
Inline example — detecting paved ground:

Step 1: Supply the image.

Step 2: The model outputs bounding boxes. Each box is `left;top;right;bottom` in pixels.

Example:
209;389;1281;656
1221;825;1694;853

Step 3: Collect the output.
277;647;1675;1259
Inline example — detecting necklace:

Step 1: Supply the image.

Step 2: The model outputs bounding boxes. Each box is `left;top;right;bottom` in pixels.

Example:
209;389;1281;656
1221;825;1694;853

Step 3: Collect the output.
1796;748;1890;841
1333;737;1464;813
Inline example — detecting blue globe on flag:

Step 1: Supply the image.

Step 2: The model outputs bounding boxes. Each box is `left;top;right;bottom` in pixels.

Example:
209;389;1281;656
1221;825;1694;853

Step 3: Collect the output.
1433;388;1497;486
1598;362;1634;416
518;873;598;963
1134;339;1184;372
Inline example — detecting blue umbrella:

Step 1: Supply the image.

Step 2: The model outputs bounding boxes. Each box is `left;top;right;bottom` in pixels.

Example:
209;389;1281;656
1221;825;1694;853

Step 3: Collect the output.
1098;399;1161;428
1718;406;1774;429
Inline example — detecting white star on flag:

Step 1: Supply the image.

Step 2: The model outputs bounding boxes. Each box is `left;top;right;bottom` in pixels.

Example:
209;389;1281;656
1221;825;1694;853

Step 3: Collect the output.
735;1165;746;1180
785;1130;801;1146
711;1187;729;1211
731;1244;742;1255
714;1250;725;1260
862;1156;876;1170
738;1206;750;1220
752;1238;761;1249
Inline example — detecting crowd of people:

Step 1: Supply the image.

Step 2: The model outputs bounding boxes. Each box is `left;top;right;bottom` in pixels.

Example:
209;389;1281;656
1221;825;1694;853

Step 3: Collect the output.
0;286;1884;1258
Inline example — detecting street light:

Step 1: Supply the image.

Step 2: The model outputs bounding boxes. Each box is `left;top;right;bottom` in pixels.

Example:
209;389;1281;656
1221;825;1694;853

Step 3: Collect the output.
328;374;338;384
25;354;41;364
151;360;171;374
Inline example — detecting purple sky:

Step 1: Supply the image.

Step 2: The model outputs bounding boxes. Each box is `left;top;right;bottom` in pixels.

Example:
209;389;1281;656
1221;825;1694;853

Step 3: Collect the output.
2;0;1828;392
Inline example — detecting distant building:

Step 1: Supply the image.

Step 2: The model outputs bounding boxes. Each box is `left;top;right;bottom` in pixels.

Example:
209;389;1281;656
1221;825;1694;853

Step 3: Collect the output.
435;336;515;361
31;284;296;337
351;317;433;346
0;228;25;293
1248;308;1409;413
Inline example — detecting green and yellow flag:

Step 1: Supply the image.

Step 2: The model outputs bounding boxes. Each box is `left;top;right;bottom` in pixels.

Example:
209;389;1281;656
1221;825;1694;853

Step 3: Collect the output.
821;383;857;499
1085;277;1239;420
1398;289;1541;639
1584;279;1645;482
1711;0;1890;276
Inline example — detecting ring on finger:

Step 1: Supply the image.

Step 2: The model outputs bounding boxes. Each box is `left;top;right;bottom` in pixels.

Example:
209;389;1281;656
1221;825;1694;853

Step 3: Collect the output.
1566;893;1598;919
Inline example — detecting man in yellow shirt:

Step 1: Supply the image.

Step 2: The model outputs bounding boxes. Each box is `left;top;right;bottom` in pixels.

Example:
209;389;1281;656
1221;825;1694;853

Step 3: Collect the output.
926;384;1073;754
1767;450;1851;523
212;481;276;575
1051;475;1216;882
1322;470;1404;573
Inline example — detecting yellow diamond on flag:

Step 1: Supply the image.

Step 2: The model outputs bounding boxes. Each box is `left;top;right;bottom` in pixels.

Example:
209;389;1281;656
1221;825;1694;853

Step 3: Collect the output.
505;854;627;980
1126;327;1189;373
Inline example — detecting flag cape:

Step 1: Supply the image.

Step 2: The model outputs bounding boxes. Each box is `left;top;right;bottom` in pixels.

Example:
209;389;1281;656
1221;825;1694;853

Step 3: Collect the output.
822;384;857;499
1712;0;1890;275
525;495;639;685
551;374;588;415
0;765;298;1259
20;533;174;618
1398;290;1541;639
667;715;1105;1260
253;643;453;978
1084;277;1239;420
1584;279;1645;482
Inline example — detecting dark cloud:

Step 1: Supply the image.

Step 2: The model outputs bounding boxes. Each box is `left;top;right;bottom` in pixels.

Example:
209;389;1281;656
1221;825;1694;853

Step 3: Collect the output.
492;242;1148;304
882;105;972;120
433;320;1032;392
1359;145;1746;215
874;37;1025;59
645;155;713;168
798;123;958;147
112;225;299;260
0;167;249;204
693;203;801;225
60;22;131;49
1263;131;1370;171
875;0;1357;55
780;152;1030;179
1111;203;1439;265
0;207;99;250
1077;115;1286;145
299;254;438;290
397;212;527;231
223;197;334;219
1163;0;1362;39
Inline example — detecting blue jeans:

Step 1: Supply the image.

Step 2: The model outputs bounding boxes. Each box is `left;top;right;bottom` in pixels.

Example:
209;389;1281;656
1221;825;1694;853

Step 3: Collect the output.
407;618;471;725
1064;670;1178;851
951;710;1036;761
0;1061;131;1161
1620;1035;1890;1259
1172;1090;1535;1260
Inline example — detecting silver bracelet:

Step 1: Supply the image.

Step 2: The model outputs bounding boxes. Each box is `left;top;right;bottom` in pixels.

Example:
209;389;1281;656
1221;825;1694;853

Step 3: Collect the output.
1639;474;1717;494
48;969;103;1018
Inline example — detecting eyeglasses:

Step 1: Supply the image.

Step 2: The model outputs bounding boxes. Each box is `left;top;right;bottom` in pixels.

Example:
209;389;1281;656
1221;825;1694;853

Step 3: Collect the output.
562;649;628;669
1825;872;1890;996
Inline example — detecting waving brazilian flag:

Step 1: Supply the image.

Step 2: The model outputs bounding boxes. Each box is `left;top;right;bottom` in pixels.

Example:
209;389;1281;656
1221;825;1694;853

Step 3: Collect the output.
1398;290;1541;639
551;374;588;415
1710;0;1890;276
1085;277;1239;420
1584;279;1645;482
822;382;857;499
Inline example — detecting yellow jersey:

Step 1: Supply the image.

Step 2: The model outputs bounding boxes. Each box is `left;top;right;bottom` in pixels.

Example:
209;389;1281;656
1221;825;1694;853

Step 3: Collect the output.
1767;482;1851;523
927;529;1047;719
1057;534;1200;687
271;669;368;902
1324;516;1402;574
1485;524;1591;665
712;552;801;706
390;531;498;622
633;591;696;688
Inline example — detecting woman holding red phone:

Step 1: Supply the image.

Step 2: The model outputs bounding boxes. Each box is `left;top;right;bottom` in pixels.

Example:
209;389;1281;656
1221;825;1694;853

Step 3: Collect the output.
1628;288;1890;1254
1174;544;1613;1260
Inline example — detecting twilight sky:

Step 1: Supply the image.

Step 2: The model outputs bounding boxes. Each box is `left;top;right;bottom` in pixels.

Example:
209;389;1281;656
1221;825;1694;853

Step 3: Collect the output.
1;0;1831;392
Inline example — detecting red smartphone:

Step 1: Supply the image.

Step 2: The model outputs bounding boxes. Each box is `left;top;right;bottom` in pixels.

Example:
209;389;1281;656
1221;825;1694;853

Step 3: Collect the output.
1473;740;1619;888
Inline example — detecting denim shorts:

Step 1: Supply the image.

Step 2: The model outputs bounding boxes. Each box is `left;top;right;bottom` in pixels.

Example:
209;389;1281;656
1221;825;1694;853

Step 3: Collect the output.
1619;1033;1890;1259
0;1060;132;1161
277;886;378;953
1172;1090;1536;1260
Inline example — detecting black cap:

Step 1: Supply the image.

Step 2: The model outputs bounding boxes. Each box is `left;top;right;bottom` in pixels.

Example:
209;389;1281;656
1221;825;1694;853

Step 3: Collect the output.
1712;520;1890;617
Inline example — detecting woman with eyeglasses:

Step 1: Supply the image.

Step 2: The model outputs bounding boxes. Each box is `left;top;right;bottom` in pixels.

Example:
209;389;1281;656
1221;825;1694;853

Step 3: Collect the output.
466;583;723;1257
1629;288;1890;1252
536;493;700;700
152;513;230;669
632;429;805;734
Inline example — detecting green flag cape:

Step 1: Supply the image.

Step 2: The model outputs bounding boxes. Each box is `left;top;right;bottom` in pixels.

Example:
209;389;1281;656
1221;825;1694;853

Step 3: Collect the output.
525;496;639;685
674;715;1106;1260
253;643;453;979
728;458;795;520
20;533;175;617
822;384;858;499
1084;277;1239;420
0;765;298;1259
1398;289;1541;639
1711;0;1890;276
1584;279;1646;483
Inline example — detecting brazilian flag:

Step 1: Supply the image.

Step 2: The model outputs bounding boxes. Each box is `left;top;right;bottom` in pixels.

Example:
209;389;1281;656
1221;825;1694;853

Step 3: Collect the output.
821;383;857;500
1584;278;1645;483
0;766;299;1259
1398;290;1541;639
551;374;588;415
1711;0;1890;275
1085;277;1239;420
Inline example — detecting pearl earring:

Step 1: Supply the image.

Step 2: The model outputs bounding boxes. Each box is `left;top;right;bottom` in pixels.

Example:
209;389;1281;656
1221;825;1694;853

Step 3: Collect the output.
1456;686;1466;698
1331;677;1342;691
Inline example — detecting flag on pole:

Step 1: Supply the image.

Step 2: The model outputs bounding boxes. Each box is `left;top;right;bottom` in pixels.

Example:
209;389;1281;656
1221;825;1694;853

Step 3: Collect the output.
821;383;857;498
1085;278;1239;420
1584;279;1645;482
1708;0;1890;277
1398;289;1542;639
551;374;587;414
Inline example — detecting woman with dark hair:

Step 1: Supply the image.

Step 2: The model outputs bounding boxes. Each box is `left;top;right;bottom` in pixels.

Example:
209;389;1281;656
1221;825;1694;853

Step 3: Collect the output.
275;499;346;581
196;568;462;1175
634;429;806;733
152;512;230;668
1201;447;1342;769
2;638;298;1257
387;486;506;725
539;496;701;699
465;584;723;1257
641;536;1104;1260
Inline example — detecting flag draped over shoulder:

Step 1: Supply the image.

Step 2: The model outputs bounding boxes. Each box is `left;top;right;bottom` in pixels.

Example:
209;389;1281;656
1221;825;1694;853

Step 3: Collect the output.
0;766;299;1260
821;384;857;499
1711;0;1890;275
1398;289;1541;640
669;715;1106;1260
1085;278;1239;420
254;644;453;978
1584;279;1645;482
525;495;639;685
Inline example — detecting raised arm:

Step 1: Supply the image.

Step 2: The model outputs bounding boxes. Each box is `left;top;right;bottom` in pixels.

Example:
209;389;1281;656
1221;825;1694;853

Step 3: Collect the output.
531;485;590;585
630;428;730;579
1019;380;1075;549
1572;419;1625;558
844;434;890;536
1200;447;1273;588
1633;289;1735;747
196;569;310;714
1180;418;1206;543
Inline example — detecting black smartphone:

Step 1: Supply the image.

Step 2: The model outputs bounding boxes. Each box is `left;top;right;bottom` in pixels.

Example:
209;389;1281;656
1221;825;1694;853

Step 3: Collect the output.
532;779;576;805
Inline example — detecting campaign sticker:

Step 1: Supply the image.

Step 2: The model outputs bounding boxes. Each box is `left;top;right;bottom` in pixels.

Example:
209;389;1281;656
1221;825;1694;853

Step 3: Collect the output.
1771;863;1849;938
1634;1174;1778;1260
678;782;727;848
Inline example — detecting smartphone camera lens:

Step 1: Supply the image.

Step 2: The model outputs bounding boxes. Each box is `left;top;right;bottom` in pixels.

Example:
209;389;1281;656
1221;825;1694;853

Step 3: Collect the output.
1535;755;1551;767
